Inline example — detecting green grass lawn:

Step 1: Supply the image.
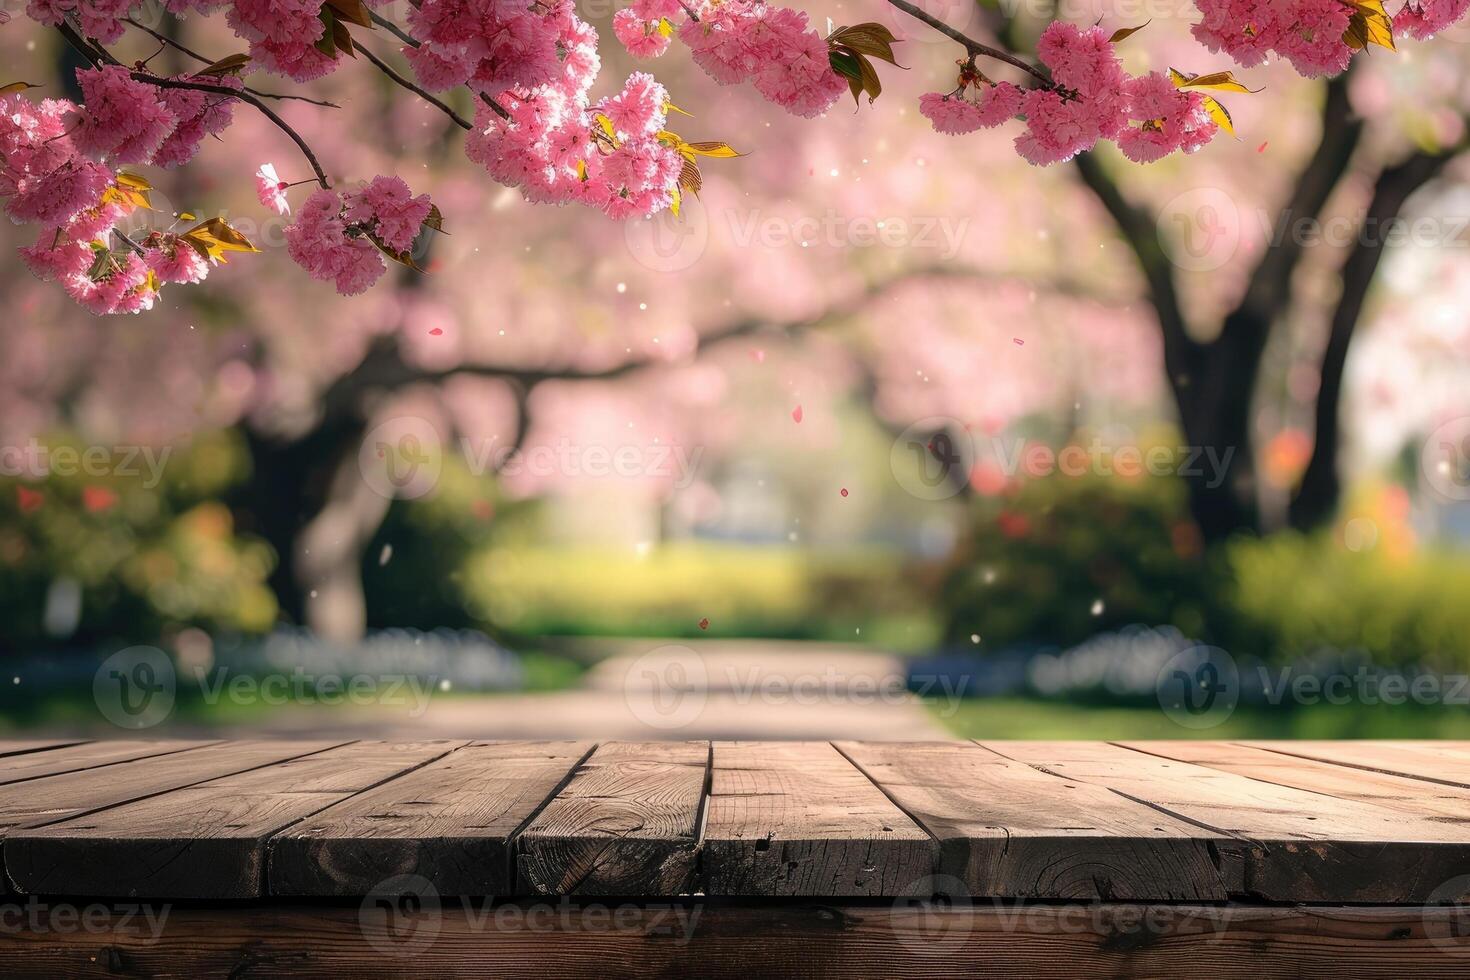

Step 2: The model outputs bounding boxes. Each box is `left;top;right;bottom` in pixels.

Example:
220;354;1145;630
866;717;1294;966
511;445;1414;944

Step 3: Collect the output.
929;697;1470;740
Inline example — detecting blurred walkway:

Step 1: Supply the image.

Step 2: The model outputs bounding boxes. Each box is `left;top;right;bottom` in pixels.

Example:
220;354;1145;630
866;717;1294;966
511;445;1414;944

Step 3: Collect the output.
190;640;947;741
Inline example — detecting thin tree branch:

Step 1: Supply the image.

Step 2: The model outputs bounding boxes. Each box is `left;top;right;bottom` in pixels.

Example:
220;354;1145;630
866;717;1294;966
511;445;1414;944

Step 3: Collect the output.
123;18;341;107
884;0;1054;88
57;22;333;188
371;11;421;48
354;40;472;130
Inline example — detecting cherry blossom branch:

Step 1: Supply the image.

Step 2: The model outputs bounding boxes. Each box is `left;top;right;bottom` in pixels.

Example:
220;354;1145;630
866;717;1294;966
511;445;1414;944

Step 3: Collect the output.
357;10;508;122
884;0;1053;88
369;11;421;48
122;18;342;108
353;40;472;130
57;22;332;189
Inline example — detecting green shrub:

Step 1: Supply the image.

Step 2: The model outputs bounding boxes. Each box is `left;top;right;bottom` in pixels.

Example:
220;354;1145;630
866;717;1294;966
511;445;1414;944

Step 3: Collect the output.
0;431;277;653
1229;533;1470;670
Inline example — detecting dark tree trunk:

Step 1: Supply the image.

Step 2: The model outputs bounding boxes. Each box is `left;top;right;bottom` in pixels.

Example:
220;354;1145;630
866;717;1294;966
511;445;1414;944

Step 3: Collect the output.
233;415;367;626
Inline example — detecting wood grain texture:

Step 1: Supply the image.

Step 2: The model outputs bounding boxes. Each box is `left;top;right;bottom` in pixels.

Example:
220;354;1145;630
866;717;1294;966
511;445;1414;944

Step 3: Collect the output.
269;740;593;897
6;902;1470;979
0;740;343;836
1124;741;1470;820
5;741;456;899
838;740;1228;900
703;741;933;897
516;741;706;896
0;741;87;759
986;741;1470;903
0;740;213;786
1244;740;1470;786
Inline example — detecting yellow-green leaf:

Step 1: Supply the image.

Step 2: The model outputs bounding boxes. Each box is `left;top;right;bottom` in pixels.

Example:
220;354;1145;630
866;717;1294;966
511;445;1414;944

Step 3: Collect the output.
0;81;42;95
196;54;251;77
1200;94;1235;136
1109;22;1150;43
1168;67;1259;94
181;216;260;263
683;140;742;158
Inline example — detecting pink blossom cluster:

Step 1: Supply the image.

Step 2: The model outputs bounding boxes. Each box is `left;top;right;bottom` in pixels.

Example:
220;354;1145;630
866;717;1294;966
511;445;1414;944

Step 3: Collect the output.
73;66;238;169
458;0;686;220
1395;0;1470;38
23;0;136;43
919;24;1217;166
284;176;434;295
3;89;187;314
225;0;343;82
614;0;847;119
4;69;246;314
404;0;563;95
1192;0;1355;76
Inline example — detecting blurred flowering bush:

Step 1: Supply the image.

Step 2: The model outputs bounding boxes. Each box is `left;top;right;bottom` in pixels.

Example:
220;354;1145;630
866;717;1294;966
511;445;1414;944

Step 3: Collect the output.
0;432;276;652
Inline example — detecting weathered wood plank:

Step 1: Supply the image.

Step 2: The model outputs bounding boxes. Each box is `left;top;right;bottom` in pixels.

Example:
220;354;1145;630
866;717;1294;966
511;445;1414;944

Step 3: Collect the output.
0;740;343;835
702;741;933;896
838;740;1229;900
0;739;213;786
6;902;1470;979
987;741;1470;902
1244;740;1470;787
5;740;458;899
269;740;593;897
0;740;88;759
1125;741;1470;821
516;741;706;896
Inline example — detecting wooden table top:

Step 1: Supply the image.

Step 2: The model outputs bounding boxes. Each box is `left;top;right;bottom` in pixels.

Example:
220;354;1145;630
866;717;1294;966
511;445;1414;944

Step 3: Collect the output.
4;738;1470;904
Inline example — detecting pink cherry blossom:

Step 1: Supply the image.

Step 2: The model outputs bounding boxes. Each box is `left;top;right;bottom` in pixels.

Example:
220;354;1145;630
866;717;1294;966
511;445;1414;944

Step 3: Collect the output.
284;188;388;296
73;66;178;165
255;163;291;216
343;175;433;253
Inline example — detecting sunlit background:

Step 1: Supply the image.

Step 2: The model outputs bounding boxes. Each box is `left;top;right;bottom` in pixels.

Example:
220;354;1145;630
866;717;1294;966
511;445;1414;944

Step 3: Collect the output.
3;0;1469;741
